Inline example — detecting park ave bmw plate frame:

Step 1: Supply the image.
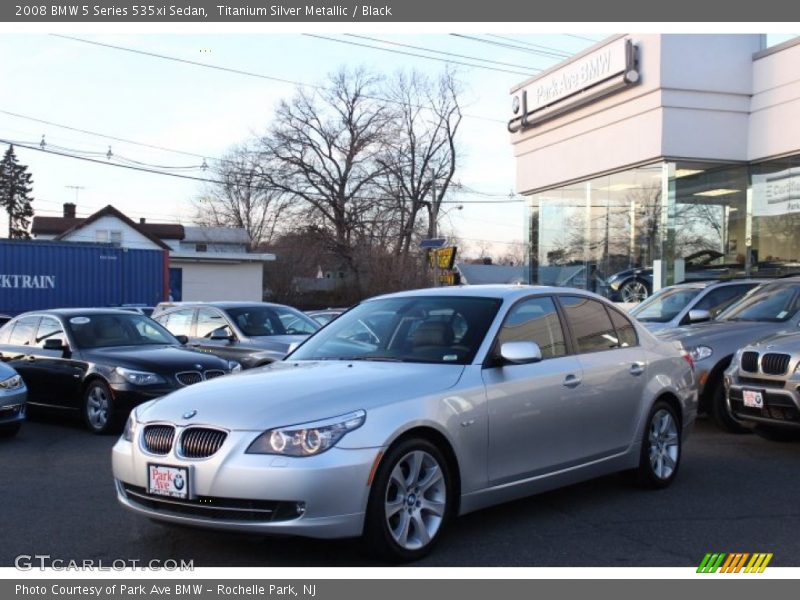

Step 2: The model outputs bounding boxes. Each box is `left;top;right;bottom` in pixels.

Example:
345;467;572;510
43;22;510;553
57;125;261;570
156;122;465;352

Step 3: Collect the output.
147;463;190;500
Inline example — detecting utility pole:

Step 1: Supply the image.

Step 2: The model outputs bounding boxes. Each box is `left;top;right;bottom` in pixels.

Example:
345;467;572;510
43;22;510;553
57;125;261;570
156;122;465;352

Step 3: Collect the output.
430;175;440;287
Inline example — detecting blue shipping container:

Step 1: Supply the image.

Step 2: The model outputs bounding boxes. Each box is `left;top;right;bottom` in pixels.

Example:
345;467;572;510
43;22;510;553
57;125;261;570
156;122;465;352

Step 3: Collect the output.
0;239;167;315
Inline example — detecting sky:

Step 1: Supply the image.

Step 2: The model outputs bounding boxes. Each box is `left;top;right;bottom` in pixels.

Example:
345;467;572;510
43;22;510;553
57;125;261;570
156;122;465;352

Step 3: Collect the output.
0;31;797;259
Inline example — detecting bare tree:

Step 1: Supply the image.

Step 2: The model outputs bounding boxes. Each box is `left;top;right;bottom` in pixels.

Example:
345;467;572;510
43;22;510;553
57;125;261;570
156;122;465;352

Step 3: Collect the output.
379;68;463;256
259;68;393;292
193;143;287;248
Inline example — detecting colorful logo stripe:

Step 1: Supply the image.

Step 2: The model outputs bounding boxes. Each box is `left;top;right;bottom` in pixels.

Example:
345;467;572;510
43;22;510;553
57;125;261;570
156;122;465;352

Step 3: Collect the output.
697;553;772;573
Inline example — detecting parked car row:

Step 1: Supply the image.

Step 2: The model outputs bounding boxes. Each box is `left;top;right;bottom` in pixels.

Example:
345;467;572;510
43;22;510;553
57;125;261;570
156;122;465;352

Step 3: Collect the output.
627;276;800;439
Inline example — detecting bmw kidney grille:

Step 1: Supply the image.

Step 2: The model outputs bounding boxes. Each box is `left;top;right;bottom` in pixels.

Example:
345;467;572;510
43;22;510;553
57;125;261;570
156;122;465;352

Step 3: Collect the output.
179;428;228;459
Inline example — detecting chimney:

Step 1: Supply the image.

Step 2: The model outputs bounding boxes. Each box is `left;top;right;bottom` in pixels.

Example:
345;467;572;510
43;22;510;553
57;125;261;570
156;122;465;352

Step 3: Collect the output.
139;218;146;224
63;203;76;219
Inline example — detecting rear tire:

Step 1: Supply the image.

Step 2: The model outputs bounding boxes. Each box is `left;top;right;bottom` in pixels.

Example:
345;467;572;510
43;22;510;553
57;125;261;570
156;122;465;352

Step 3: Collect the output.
634;400;682;489
709;383;749;433
363;438;453;562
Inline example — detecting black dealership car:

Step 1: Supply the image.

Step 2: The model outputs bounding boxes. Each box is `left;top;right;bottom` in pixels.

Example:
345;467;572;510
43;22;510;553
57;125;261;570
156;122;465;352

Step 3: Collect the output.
0;309;238;433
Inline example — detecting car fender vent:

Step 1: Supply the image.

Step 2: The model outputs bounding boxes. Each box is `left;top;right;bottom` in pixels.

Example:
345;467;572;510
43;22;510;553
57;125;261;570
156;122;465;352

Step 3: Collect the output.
179;427;227;459
143;425;175;455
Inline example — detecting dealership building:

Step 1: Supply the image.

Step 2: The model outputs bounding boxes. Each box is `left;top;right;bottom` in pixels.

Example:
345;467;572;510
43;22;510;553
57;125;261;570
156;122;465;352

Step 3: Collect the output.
509;34;800;299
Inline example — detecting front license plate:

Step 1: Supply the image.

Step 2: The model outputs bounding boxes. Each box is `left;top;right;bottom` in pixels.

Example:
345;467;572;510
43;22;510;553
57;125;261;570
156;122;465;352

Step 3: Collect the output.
147;464;189;499
743;389;764;409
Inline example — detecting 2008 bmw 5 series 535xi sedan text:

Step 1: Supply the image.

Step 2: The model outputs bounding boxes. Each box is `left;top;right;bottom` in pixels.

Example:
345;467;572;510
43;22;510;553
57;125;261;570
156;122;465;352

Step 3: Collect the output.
112;285;698;561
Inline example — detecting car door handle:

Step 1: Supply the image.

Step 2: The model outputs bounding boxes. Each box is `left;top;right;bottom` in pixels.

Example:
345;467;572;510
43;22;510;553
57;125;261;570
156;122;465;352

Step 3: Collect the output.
629;362;646;376
563;374;582;388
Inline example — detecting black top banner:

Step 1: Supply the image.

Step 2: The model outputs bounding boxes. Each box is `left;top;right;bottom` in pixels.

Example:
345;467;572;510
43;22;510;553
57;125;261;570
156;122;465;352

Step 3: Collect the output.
4;0;800;22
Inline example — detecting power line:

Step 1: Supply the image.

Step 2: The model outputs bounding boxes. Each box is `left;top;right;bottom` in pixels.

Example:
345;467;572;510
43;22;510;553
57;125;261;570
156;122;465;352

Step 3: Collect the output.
344;34;544;72
304;34;533;77
5;137;524;206
564;34;606;43
51;34;505;124
484;35;572;58
449;34;571;60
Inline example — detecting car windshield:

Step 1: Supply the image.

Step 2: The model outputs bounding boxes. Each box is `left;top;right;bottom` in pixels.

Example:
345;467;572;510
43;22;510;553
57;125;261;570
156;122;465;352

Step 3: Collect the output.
289;296;502;365
66;313;178;348
630;287;702;322
226;306;320;337
718;284;800;322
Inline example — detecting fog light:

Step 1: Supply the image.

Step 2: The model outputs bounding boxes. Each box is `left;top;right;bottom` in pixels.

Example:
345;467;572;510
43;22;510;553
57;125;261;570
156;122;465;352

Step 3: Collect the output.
295;502;306;516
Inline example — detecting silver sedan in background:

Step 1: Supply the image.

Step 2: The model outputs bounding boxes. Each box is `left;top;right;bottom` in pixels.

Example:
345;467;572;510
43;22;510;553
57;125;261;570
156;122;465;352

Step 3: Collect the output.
113;286;697;561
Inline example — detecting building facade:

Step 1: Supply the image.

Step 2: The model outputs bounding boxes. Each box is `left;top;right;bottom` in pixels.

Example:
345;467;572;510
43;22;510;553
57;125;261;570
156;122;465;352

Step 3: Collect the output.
509;34;800;300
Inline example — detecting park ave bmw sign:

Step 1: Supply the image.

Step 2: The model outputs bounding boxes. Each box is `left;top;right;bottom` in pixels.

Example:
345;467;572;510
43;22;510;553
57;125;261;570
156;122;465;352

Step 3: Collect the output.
0;274;55;289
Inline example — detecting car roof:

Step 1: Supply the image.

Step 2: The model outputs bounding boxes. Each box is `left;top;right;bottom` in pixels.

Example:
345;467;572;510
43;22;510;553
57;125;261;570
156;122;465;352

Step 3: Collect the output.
159;301;301;311
13;308;142;318
368;284;602;302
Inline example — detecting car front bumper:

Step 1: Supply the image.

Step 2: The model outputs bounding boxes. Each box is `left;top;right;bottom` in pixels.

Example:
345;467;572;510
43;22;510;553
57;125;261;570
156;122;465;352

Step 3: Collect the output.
0;384;27;425
112;431;380;539
725;370;800;429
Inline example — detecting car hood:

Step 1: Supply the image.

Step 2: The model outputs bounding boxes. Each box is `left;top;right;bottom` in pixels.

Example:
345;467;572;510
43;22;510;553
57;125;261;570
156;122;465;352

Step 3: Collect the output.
137;360;466;430
745;330;800;352
655;320;792;349
79;345;228;371
640;321;672;333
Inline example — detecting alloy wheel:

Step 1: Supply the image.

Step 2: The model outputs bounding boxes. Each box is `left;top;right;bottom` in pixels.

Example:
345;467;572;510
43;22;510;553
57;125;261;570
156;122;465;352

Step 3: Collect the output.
86;385;109;430
648;409;680;480
621;280;649;302
384;450;447;551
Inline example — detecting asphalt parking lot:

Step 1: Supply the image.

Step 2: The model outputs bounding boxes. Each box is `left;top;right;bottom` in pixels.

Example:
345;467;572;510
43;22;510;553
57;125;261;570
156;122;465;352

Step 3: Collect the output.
2;413;800;567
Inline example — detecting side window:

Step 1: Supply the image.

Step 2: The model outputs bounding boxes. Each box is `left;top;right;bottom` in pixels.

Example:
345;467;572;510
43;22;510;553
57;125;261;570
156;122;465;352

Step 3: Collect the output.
196;309;228;338
497;296;566;359
0;322;13;344
607;308;638;348
560;296;619;353
8;316;39;346
35;317;66;347
694;285;755;317
160;309;194;337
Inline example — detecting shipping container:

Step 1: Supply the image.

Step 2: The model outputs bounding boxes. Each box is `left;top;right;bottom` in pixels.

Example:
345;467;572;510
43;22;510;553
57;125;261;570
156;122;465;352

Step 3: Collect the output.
0;239;168;316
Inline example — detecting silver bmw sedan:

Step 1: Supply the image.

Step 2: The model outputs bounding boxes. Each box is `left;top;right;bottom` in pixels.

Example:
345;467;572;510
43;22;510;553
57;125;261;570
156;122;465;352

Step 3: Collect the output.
112;285;697;561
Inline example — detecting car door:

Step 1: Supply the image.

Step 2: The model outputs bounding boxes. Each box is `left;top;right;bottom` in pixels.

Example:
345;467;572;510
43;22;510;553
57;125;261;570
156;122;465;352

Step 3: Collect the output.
0;316;40;398
23;316;86;409
557;295;646;457
482;295;585;485
191;307;245;363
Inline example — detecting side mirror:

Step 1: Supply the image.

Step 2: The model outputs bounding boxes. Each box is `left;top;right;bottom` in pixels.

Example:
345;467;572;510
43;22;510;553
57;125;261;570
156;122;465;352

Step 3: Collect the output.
688;309;712;323
500;341;543;365
43;338;68;356
209;328;233;341
175;335;189;345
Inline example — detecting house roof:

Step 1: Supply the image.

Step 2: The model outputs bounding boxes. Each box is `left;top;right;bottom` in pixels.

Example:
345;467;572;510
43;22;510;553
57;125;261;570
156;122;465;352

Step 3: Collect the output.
182;226;251;245
51;205;172;250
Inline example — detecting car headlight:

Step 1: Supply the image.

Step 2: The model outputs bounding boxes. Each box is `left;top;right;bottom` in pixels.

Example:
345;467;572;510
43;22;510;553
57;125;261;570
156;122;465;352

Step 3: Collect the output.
122;412;137;442
0;374;23;390
115;367;165;386
246;410;366;457
688;345;713;362
228;361;242;373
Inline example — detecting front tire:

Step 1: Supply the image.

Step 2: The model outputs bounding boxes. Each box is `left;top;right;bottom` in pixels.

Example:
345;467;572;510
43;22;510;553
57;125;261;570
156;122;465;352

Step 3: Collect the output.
82;380;118;434
710;383;749;433
635;400;682;489
619;279;650;303
364;438;452;562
